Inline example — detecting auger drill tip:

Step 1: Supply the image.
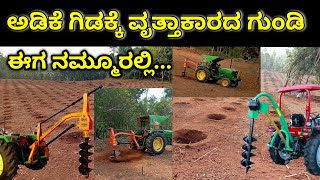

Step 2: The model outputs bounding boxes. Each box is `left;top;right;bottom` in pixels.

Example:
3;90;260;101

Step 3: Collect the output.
245;166;250;174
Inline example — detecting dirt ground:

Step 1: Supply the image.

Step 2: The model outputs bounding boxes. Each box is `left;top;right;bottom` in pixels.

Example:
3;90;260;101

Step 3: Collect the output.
261;69;320;96
172;47;260;97
94;140;172;180
172;96;320;180
0;78;170;180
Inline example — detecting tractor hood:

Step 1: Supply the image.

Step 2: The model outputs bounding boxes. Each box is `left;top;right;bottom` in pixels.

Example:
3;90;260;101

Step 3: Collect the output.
149;115;169;124
139;115;169;125
219;67;238;72
202;55;224;63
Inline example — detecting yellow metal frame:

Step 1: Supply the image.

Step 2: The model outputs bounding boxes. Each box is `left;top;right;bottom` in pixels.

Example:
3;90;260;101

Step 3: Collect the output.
196;70;206;81
27;93;93;163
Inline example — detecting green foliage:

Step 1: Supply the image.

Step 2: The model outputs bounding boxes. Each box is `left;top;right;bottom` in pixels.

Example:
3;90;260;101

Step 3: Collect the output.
261;48;287;72
94;88;172;140
164;88;172;99
285;47;320;85
195;47;259;60
0;47;172;81
262;47;320;85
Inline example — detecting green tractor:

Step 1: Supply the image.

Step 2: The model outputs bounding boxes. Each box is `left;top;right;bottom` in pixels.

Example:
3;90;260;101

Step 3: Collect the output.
109;115;172;157
183;55;241;87
0;86;103;179
0;132;48;180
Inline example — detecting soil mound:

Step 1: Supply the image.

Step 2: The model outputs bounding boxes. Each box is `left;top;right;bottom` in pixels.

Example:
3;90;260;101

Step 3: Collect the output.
108;149;143;162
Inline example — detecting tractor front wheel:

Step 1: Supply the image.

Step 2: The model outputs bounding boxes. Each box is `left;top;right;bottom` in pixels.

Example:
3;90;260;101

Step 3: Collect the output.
195;67;210;83
269;134;287;165
0;140;19;180
230;81;239;87
146;132;166;156
304;133;320;175
25;145;49;170
221;78;231;87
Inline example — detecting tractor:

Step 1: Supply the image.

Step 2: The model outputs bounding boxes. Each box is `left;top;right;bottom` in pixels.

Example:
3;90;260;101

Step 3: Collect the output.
109;115;172;158
182;55;241;87
241;85;320;175
0;86;102;180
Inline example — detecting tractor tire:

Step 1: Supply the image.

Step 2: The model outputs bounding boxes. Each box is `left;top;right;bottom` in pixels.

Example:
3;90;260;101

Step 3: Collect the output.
268;134;287;165
304;133;320;175
230;81;239;87
195;67;210;83
221;78;231;87
146;132;166;156
0;140;19;180
25;146;49;170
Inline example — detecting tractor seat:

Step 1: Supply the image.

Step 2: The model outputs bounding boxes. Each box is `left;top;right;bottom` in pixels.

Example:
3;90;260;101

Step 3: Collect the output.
290;113;306;127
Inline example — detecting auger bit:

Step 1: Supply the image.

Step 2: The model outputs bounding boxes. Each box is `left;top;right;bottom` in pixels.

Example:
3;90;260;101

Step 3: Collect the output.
241;99;259;174
241;118;257;173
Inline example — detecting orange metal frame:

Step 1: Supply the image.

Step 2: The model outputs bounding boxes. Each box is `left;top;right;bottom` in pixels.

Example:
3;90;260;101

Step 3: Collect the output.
183;57;199;71
109;128;143;150
27;93;93;163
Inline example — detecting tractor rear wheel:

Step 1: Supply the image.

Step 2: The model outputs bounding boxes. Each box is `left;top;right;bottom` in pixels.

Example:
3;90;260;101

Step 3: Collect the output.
269;134;287;165
146;132;166;156
221;78;231;87
25;146;49;170
304;133;320;175
0;140;19;180
195;67;210;83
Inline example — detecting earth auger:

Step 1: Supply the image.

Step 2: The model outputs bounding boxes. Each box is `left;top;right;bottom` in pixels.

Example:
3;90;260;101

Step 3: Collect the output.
241;85;320;176
241;92;296;173
0;85;103;179
108;115;172;159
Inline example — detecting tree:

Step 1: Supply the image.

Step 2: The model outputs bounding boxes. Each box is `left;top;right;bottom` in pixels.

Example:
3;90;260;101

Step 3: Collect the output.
94;88;172;140
284;47;320;86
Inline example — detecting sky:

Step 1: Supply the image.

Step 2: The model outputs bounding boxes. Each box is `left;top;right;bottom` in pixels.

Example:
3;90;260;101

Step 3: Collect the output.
141;88;167;100
261;47;293;56
0;46;113;57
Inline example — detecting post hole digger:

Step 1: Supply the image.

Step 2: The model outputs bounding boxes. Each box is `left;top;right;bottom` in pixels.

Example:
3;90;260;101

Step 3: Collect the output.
0;85;103;180
108;115;172;160
241;85;320;176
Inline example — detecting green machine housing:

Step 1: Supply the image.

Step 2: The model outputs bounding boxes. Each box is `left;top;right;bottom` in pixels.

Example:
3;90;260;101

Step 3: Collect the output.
135;115;172;145
129;115;172;155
